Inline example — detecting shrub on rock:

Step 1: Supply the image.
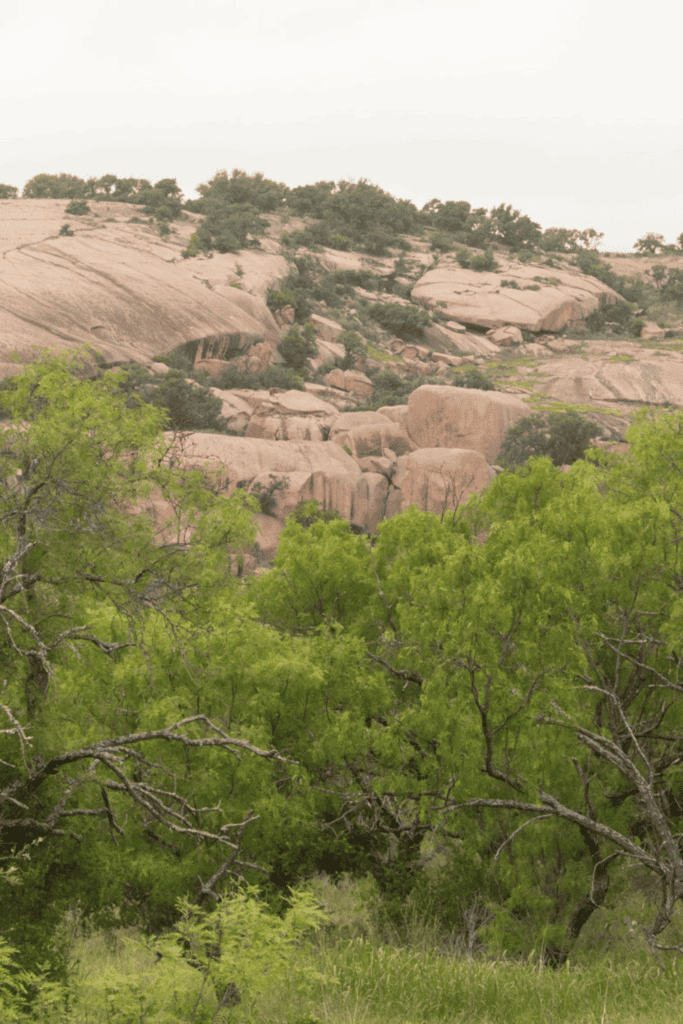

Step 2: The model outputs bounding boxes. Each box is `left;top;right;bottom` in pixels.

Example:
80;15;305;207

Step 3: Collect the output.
498;410;603;469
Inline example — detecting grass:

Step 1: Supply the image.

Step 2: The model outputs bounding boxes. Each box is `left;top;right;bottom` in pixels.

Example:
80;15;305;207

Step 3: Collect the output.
30;876;683;1024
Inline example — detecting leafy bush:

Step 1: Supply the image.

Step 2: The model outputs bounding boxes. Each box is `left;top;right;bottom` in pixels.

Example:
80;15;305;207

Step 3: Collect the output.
328;234;352;251
501;279;520;289
0;182;18;199
362;369;422;407
455;247;472;268
58;224;74;236
117;366;227;432
65;199;90;215
368;302;431;341
450;367;496;390
196;168;288;212
267;288;298;313
498;410;603;468
192;202;268;254
288;499;343;529
584;300;639;334
239;477;286;516
337;330;367;370
429;232;456;253
215;363;306;392
277;323;318;370
469;247;500;272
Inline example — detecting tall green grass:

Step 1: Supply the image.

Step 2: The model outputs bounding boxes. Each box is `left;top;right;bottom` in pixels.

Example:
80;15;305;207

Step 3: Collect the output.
7;874;683;1023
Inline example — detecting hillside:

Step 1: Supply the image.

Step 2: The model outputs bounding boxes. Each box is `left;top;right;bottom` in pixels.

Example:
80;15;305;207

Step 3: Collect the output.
2;194;683;572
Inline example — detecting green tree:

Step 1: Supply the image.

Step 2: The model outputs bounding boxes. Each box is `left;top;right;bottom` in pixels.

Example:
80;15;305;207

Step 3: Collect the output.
0;348;307;983
249;422;683;966
634;232;666;254
0;184;18;200
22;173;87;199
196;168;288;212
277;323;318;370
433;200;472;234
498;410;602;468
368;302;431;341
115;365;228;432
488;203;542;250
194;202;268;253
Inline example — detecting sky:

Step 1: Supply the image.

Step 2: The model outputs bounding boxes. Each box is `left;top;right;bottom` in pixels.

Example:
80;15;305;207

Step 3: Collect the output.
2;0;682;254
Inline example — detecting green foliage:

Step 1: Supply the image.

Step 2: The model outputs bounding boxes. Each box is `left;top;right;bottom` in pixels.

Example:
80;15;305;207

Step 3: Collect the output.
196;168;288;212
488;203;542;249
0;183;18;199
288;500;343;529
573;249;649;306
64;199;90;215
112;364;227;432
498;409;603;468
277;322;318;370
180;231;203;258
455;246;471;268
193;202;268;254
22;173;88;199
329;233;352;250
152;886;331;1016
584;299;641;335
214;362;306;392
58;224;74;236
501;278;520;288
431;199;472;234
266;287;297;313
469;247;500;272
449;366;496;390
368;302;431;340
634;231;667;254
337;330;367;370
238;476;287;516
659;267;683;304
362;368;419;407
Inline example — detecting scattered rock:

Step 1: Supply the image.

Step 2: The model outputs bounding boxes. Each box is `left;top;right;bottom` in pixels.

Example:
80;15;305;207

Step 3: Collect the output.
487;325;524;347
640;321;666;340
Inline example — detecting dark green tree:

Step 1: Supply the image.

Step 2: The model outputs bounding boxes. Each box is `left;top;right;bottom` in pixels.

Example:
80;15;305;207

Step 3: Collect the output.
22;173;87;199
498;410;602;468
196;169;288;212
488;203;542;249
0;183;19;199
277;322;317;370
368;302;431;340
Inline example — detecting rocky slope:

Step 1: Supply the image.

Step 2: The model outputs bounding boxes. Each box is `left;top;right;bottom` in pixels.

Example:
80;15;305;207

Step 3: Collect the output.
2;197;683;573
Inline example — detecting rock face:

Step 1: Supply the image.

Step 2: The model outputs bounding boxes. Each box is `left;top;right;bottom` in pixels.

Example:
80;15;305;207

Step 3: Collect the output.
531;352;683;406
405;385;529;464
162;432;389;536
411;254;622;332
0;199;288;369
386;449;495;518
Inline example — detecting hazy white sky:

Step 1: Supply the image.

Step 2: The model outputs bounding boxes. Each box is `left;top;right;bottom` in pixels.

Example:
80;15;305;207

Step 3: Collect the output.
3;0;681;253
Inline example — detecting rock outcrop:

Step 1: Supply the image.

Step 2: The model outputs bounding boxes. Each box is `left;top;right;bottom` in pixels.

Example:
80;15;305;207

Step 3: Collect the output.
411;254;622;333
385;448;495;518
0;199;289;370
404;385;529;464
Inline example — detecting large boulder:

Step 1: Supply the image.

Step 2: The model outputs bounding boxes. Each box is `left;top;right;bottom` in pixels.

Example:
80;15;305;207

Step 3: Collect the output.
329;418;416;459
161;433;385;533
405;385;529;464
0;199;288;368
411;254;622;332
386;448;495;518
323;368;374;397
